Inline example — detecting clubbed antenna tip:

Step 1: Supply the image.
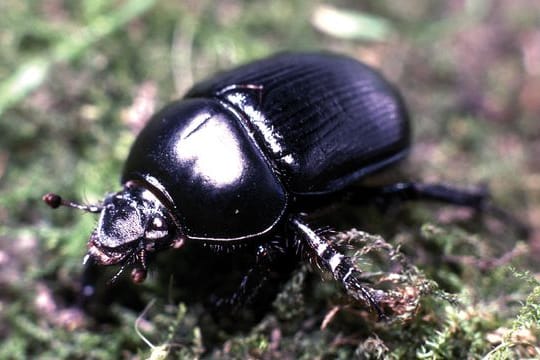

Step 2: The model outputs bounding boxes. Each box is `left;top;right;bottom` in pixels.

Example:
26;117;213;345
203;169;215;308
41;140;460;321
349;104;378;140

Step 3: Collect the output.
43;193;63;208
42;192;103;213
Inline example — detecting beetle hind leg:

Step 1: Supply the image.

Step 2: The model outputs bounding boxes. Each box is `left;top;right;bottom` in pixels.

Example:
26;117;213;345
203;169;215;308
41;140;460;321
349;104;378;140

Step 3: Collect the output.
350;182;529;236
291;216;386;318
380;182;489;208
349;182;489;208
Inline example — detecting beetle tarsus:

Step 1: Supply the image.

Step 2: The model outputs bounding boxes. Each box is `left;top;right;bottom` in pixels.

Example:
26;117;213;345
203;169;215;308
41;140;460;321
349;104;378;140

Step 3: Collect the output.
291;216;385;316
338;265;387;321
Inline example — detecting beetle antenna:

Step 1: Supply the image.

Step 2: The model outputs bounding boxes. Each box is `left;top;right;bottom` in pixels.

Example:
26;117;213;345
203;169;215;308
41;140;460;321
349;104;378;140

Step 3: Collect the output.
42;193;103;213
291;216;387;320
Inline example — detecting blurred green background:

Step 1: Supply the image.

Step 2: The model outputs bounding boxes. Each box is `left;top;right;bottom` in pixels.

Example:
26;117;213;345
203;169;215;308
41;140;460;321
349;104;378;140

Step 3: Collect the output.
1;0;539;358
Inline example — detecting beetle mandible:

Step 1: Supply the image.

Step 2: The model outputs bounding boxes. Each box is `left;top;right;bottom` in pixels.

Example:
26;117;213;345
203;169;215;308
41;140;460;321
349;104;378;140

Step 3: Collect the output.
43;52;491;314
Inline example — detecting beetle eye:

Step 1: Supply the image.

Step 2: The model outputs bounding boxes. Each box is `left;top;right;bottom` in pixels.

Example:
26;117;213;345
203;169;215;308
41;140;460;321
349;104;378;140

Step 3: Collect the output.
145;216;169;239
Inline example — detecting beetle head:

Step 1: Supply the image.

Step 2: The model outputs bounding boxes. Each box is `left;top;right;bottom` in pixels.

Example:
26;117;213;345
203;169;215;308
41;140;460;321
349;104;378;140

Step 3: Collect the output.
43;182;185;283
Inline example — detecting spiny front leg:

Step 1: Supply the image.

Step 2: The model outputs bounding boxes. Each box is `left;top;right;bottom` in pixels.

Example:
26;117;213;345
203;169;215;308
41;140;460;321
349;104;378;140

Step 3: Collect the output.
291;216;386;318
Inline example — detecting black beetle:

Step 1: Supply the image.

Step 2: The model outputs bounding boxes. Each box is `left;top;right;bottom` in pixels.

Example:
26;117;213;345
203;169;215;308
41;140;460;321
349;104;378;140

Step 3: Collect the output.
44;52;495;314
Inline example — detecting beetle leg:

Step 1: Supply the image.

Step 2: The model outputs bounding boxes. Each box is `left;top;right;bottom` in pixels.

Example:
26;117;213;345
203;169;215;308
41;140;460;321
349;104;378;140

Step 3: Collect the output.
208;240;293;312
348;182;488;208
223;267;266;309
222;242;281;307
350;182;529;236
291;216;386;318
378;182;489;207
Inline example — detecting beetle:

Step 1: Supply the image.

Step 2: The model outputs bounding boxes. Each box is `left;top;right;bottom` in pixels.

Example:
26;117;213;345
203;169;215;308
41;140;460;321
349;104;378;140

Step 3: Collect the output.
43;52;493;315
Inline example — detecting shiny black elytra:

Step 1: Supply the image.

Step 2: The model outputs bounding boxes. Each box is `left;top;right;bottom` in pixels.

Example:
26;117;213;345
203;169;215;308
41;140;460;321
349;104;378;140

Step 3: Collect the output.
43;52;489;314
